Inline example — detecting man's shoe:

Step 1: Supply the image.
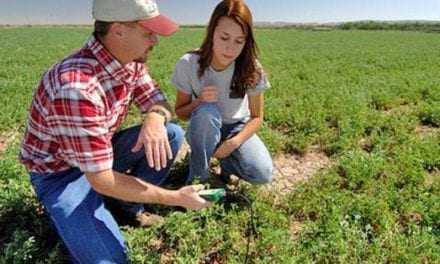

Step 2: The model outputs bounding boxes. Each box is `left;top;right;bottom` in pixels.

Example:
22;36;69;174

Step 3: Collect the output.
135;212;165;227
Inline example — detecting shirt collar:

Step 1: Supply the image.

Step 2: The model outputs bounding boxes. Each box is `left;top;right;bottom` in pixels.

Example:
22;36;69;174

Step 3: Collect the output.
208;61;235;74
86;34;138;83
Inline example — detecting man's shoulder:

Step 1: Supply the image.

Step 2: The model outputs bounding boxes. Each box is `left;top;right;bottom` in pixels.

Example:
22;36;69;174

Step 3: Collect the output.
60;49;99;76
46;49;100;91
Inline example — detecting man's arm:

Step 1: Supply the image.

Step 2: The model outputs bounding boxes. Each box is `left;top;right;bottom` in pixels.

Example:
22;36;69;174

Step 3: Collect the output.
131;67;175;170
85;169;210;210
146;100;172;123
131;100;175;171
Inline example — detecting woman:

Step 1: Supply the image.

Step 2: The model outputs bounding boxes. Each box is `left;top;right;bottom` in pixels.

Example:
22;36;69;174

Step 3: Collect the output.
171;0;273;185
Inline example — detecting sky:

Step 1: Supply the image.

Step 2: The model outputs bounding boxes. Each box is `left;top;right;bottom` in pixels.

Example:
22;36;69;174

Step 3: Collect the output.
0;0;439;25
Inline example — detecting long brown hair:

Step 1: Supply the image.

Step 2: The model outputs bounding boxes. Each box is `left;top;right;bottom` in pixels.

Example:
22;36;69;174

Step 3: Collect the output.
194;0;260;98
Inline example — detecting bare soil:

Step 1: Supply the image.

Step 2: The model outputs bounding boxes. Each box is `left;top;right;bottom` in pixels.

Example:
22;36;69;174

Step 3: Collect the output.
415;125;439;138
175;141;333;197
263;149;333;196
0;130;19;153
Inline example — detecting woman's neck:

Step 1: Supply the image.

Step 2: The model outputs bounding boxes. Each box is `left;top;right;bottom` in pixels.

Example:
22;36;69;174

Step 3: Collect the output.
210;60;231;72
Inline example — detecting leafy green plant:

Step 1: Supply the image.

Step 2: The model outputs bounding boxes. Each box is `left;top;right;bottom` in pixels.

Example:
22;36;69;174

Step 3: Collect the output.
1;27;439;263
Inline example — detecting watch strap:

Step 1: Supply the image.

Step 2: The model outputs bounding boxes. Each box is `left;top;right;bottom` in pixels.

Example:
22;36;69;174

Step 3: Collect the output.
147;108;169;123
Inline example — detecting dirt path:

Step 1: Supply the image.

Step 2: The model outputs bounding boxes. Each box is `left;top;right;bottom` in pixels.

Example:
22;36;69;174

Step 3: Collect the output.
415;125;439;138
175;141;333;196
263;149;333;196
0;130;19;154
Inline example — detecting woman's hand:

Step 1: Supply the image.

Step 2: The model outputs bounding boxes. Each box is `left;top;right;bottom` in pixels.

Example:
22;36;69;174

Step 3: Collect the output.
213;137;241;159
199;85;218;103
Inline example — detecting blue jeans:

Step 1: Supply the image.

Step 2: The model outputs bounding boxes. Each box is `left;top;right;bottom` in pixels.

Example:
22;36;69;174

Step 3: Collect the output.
29;123;184;263
187;103;273;184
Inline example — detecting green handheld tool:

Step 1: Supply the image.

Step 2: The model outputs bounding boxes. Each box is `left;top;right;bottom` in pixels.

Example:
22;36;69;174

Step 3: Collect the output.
198;188;226;202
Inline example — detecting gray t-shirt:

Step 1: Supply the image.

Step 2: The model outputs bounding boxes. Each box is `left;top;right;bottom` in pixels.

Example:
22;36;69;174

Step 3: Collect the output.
171;53;271;124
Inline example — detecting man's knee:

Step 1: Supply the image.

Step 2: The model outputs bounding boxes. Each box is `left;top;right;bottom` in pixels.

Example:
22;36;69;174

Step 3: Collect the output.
167;123;185;145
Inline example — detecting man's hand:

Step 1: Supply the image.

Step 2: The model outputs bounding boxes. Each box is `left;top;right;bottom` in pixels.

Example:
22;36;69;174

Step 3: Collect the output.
176;185;212;210
131;112;172;171
213;137;240;159
85;171;211;209
199;85;218;103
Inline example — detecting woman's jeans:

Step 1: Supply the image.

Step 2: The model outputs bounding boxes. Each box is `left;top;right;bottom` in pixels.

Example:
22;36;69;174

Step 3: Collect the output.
29;123;184;263
187;103;273;184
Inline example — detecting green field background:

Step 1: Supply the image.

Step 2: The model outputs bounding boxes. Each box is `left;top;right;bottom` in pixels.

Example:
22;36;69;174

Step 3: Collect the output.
0;27;439;263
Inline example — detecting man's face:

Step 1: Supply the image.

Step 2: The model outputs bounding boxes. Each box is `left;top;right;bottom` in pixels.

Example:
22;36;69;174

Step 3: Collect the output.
120;22;159;63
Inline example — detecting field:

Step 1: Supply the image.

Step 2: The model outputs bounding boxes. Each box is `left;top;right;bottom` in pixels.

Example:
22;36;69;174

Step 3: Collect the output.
0;27;439;263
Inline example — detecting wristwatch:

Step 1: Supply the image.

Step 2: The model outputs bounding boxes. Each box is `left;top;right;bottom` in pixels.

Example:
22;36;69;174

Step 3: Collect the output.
147;108;169;124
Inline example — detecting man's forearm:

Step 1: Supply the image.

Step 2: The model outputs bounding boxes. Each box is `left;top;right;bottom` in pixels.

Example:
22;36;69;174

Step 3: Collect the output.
85;169;181;206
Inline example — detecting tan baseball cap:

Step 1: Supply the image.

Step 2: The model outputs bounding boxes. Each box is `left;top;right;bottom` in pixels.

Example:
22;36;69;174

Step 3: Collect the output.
93;0;179;36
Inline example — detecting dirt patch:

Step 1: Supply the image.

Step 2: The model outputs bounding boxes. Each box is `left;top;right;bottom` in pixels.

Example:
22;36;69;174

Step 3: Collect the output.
425;169;439;187
176;141;333;197
358;137;374;153
0;130;19;153
174;140;190;163
262;148;333;196
289;220;304;241
160;248;177;264
382;104;412;115
415;125;439;138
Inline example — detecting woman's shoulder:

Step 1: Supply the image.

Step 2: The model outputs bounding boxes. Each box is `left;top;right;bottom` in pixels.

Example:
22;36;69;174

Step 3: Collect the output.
174;52;202;75
177;52;201;65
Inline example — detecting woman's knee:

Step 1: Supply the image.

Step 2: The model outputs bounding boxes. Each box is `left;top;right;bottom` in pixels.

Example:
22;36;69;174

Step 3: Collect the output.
190;103;222;127
188;103;222;145
247;161;273;184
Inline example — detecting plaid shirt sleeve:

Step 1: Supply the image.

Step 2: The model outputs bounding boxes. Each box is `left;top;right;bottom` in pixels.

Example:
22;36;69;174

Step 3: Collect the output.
47;81;113;173
132;63;166;113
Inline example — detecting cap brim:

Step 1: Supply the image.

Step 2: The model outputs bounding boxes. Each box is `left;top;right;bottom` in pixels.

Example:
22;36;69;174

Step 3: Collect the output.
138;15;179;36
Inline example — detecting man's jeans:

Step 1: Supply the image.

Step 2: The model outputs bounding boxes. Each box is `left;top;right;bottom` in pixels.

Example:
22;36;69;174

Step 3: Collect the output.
29;123;184;263
187;103;273;184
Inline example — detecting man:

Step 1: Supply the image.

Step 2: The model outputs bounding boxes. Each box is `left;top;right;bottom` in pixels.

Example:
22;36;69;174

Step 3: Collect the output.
19;0;210;262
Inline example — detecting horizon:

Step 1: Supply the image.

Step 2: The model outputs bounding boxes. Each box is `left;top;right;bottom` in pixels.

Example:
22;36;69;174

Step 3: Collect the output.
1;19;440;27
1;0;439;25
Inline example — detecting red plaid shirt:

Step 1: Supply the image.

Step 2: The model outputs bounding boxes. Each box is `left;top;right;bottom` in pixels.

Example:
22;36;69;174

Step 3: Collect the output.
19;35;165;173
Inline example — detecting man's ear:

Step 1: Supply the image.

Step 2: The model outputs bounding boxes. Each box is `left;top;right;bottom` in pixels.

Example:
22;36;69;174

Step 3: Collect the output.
110;22;124;37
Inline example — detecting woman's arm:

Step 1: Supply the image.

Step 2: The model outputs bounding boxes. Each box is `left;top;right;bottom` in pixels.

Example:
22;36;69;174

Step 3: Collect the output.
213;93;264;159
175;86;219;121
175;90;201;121
234;93;264;143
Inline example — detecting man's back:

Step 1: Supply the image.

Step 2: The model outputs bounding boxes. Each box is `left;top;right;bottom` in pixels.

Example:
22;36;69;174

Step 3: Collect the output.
20;35;161;174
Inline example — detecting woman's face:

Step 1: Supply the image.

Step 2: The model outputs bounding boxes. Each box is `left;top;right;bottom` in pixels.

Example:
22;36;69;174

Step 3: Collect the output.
211;16;246;70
